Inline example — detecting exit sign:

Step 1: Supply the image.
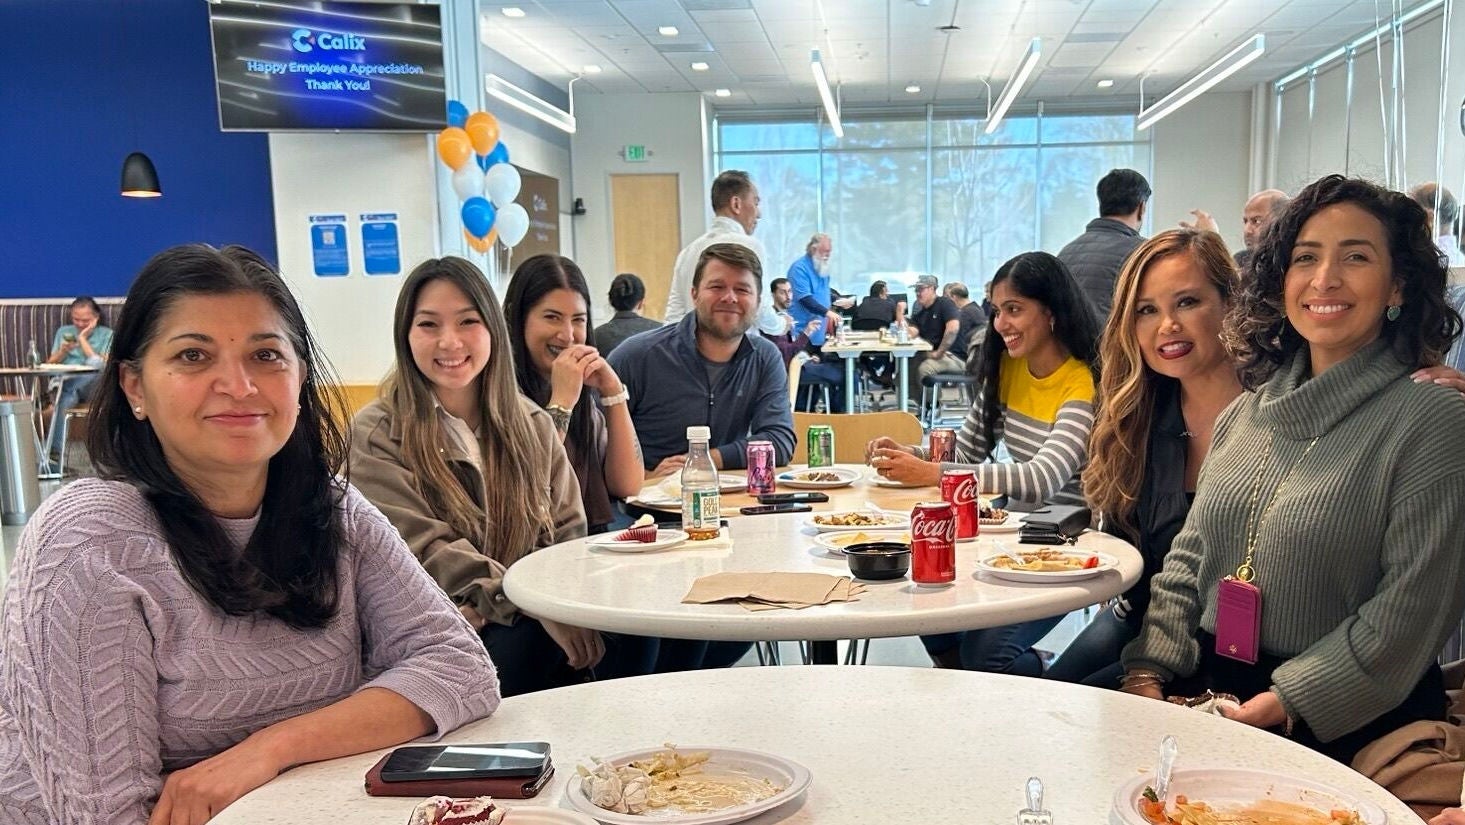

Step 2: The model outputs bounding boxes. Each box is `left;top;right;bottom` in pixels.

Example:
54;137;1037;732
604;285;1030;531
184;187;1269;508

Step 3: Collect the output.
624;144;647;162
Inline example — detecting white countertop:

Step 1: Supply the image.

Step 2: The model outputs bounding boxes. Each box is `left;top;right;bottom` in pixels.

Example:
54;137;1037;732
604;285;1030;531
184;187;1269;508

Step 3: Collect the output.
212;666;1421;825
502;511;1141;641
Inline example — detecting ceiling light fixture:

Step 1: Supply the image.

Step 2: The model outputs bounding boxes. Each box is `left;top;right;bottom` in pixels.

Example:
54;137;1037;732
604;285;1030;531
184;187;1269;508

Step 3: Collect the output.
1097;79;1114;88
658;25;679;36
485;73;576;133
905;83;921;94
691;61;709;71
501;7;525;18
583;64;602;74
1138;33;1264;130
810;48;844;138
985;38;1041;135
120;152;161;198
714;88;731;97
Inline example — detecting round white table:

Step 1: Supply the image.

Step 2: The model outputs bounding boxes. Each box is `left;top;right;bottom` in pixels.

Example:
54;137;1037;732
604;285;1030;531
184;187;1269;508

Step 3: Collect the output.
211;666;1421;824
502;511;1142;642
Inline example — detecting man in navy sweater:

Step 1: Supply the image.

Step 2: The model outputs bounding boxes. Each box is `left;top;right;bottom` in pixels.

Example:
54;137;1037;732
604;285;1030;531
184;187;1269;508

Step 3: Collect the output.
609;242;795;476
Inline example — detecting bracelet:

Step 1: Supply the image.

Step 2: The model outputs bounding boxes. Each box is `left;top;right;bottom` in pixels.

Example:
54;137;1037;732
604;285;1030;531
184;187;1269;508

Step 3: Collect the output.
545;403;573;430
598;388;629;407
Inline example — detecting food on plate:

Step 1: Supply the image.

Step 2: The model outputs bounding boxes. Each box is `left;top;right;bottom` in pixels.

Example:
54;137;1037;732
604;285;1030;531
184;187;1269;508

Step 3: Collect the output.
989;549;1099;572
826;531;912;548
813;511;902;527
979;502;1009;524
792;470;842;482
614;514;658;543
408;796;504;825
578;746;783;816
1137;787;1363;825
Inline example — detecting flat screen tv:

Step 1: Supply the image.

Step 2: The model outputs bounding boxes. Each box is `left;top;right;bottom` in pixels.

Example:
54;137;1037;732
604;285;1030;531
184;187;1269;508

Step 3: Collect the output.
209;0;446;132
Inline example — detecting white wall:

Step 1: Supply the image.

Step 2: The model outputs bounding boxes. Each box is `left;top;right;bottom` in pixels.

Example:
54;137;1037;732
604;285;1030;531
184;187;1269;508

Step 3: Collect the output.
570;92;710;319
269;133;438;386
1148;91;1254;252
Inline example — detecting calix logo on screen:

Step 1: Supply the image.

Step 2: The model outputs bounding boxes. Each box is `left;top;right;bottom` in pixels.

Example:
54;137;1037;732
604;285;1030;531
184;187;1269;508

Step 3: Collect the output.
290;28;367;53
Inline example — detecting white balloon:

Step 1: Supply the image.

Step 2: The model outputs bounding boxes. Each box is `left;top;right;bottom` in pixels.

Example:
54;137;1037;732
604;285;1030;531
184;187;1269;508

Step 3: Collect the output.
484;163;522;207
451;162;484;201
496;203;530;247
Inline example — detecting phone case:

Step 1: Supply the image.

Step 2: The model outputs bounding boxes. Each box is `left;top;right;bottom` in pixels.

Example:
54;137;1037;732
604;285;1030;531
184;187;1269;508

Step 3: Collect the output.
364;752;554;799
1214;576;1262;664
757;492;829;504
739;503;812;515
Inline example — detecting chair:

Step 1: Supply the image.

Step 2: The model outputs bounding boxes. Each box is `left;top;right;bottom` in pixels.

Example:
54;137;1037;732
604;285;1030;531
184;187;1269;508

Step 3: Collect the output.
790;410;923;465
787;353;832;414
57;404;89;477
920;373;978;427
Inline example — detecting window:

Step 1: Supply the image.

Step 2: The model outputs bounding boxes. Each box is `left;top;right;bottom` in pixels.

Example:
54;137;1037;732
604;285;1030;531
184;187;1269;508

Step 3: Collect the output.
715;110;1151;298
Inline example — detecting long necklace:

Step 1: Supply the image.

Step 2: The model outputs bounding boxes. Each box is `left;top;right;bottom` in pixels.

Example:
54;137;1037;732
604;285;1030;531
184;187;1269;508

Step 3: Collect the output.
1233;435;1321;582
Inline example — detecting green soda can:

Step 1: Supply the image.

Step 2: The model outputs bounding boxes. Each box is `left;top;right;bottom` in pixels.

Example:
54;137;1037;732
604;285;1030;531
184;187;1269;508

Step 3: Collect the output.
807;424;835;468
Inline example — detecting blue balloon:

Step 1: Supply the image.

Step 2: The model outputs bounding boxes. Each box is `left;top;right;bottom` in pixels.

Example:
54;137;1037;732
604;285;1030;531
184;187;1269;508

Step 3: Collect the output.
475;153;492;172
446;100;469;128
485;141;511;167
461;196;497;238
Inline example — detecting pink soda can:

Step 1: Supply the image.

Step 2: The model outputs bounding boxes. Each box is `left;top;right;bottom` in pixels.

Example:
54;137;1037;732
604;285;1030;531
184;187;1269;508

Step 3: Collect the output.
746;440;777;496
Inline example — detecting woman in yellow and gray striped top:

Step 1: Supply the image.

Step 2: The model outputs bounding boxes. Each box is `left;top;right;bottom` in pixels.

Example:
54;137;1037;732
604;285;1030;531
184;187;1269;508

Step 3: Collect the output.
869;251;1101;674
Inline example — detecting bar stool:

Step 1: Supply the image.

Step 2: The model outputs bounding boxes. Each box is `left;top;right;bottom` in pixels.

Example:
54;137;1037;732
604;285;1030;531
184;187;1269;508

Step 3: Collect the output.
57;405;89;477
920;373;977;426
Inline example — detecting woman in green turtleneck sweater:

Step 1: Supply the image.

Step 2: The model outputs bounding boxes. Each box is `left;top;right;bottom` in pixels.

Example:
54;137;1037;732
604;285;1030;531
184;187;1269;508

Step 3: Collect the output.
1121;175;1465;765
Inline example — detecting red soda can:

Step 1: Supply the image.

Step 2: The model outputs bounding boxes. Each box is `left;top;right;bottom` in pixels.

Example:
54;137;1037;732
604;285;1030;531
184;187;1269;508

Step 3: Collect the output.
927;428;957;462
940;469;979;540
910;501;956;585
746;440;777;496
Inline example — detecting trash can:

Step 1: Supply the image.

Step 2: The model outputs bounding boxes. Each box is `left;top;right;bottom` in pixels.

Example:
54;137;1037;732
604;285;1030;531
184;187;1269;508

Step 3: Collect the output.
0;398;42;526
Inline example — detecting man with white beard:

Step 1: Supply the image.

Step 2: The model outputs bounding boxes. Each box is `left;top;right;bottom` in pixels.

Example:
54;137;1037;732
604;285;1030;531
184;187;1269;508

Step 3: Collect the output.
786;233;852;348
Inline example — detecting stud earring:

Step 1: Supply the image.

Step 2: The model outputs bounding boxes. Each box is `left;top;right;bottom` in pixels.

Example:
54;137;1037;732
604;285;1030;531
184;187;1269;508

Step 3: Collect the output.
1385;304;1402;321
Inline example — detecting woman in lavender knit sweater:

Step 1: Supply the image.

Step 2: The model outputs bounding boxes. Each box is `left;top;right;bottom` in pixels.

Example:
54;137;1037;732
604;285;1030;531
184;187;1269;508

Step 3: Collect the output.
0;245;501;825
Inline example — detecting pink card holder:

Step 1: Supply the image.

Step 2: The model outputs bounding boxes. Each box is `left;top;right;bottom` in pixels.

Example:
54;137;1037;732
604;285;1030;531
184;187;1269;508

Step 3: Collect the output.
1214;576;1261;664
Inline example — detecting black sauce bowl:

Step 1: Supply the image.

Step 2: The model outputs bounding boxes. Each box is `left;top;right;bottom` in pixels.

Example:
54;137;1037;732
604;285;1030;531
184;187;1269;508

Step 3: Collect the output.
844;542;911;581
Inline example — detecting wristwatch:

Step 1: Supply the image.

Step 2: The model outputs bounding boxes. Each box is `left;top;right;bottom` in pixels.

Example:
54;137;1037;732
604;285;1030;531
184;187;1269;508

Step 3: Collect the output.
598;388;630;407
545;403;573;430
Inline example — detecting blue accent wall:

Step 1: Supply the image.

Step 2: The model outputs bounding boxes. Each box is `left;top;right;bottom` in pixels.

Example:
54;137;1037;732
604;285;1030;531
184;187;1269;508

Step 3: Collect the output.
0;0;277;298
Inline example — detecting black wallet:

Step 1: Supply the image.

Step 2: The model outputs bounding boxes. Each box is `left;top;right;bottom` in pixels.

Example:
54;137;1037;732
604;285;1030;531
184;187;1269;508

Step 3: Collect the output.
1018;504;1092;545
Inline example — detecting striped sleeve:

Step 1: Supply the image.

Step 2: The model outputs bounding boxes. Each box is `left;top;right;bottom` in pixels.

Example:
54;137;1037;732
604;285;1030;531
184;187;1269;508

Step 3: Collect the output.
944;398;1093;505
947;383;992;464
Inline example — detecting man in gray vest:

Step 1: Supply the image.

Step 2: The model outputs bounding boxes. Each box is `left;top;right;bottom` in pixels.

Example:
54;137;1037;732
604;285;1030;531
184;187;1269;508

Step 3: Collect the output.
1056;168;1150;321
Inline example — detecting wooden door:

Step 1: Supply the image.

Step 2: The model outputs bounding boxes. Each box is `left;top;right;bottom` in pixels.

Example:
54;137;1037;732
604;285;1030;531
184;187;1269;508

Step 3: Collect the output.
610;174;680;320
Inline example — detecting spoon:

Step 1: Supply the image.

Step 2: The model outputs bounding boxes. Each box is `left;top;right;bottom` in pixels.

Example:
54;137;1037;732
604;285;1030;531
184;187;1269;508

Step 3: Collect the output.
993;540;1026;567
1154;735;1179;811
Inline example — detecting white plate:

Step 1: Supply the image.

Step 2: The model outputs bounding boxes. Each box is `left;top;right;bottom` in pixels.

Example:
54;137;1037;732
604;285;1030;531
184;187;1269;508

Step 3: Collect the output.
565;746;811;825
586;529;690;553
1110;767;1387;825
805;510;911;532
975;550;1117;582
776;466;860;489
812;529;912;552
658;474;747;497
501;808;601;825
978;514;1024;534
868;474;933;489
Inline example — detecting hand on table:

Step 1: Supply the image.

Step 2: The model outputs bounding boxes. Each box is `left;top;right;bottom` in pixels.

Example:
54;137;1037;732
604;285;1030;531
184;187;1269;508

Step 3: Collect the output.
650;454;686;478
540;618;605;670
869;448;940;486
1429;808;1465;825
148;737;283;825
863;436;915;463
1413;365;1465;396
1218;689;1288;729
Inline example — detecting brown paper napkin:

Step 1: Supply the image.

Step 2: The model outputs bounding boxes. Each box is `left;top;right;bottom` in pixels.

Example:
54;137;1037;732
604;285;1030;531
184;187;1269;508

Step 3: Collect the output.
683;572;866;611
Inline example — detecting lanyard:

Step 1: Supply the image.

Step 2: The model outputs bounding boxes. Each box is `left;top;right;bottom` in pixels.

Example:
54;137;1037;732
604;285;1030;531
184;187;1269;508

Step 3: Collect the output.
1235;435;1321;582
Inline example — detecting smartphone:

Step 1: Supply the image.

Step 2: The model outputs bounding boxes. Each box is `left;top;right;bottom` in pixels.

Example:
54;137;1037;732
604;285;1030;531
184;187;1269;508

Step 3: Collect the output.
62;332;77;343
756;492;829;504
739;503;812;515
379;742;551;782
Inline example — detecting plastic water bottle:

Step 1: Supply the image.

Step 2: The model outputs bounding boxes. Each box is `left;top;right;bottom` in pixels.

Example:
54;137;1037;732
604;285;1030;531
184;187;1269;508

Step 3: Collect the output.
26;339;40;368
680;426;721;540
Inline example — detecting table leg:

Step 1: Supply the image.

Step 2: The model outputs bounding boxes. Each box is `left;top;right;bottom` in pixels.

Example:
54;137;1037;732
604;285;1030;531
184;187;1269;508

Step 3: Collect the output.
895;355;910;412
38;376;66;479
842;355;856;414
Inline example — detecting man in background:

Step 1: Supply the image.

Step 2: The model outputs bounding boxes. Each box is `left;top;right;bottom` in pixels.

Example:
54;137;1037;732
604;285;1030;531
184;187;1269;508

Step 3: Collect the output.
758;278;844;411
943;282;986;366
1057;168;1150;321
1409;183;1464;266
1182;188;1290;269
786;233;853;348
665;170;765;324
905;274;964;401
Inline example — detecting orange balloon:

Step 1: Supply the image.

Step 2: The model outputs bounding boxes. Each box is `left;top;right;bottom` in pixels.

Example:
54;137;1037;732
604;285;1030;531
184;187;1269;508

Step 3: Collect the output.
463;228;497;254
437;127;473;170
464;112;501;156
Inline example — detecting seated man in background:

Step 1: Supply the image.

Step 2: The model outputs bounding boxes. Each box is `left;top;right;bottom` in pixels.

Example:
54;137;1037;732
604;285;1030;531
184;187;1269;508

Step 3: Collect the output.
905;274;964;400
853;280;906;387
758;278;844;412
943;281;986;367
43;296;113;464
609;243;795;477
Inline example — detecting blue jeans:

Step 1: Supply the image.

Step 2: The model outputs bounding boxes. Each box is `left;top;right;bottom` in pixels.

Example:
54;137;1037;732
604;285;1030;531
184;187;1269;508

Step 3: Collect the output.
481;618;657;697
796;360;846;413
1043;605;1136;687
46;372;99;459
920;614;1064;676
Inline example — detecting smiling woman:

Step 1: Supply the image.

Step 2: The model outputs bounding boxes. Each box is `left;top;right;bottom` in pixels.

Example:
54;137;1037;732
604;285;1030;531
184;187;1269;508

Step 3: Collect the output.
0;244;500;825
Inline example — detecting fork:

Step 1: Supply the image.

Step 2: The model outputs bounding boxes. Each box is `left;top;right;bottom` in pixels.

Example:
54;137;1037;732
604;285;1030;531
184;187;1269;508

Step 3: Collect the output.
993;540;1027;567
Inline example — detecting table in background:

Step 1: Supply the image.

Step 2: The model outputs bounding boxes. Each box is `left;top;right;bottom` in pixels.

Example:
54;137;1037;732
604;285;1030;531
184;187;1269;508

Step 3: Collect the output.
628;463;942;520
0;364;99;477
822;335;931;413
212;666;1421;825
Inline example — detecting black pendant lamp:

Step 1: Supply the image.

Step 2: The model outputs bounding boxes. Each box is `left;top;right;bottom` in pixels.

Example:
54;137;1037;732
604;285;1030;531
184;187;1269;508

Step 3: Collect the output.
120;152;161;198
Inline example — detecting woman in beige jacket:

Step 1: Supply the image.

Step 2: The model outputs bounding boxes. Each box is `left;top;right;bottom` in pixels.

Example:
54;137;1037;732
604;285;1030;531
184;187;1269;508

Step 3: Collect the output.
352;257;653;696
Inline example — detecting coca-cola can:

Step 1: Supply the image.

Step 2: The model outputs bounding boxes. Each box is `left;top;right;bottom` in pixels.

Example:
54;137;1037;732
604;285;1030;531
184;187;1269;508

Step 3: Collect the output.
746;440;777;496
910;501;956;585
927;428;957;463
940;469;979;540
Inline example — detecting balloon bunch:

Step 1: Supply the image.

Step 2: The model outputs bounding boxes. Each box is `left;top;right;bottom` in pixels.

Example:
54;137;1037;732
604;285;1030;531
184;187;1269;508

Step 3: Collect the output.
438;100;530;254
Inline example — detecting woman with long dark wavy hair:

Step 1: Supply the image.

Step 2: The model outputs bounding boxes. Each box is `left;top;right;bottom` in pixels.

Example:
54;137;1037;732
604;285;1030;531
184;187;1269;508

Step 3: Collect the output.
868;251;1101;674
1120;175;1465;766
0;244;498;825
502;254;644;533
